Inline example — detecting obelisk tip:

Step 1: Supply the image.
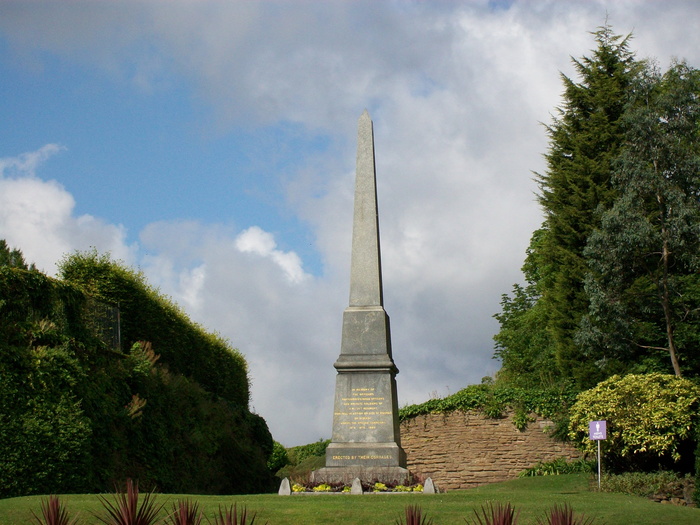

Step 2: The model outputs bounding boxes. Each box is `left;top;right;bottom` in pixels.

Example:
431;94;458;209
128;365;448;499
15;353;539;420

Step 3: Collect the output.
360;109;371;120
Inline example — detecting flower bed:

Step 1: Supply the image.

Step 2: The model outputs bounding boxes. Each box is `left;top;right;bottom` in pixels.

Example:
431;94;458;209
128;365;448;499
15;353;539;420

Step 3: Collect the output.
290;480;425;493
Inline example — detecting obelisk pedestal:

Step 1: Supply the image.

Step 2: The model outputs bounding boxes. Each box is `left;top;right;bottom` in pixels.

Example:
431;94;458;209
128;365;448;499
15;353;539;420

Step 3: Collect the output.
312;111;408;485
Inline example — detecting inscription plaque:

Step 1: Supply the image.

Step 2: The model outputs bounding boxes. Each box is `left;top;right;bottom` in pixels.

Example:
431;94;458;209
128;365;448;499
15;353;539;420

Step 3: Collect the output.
336;387;389;431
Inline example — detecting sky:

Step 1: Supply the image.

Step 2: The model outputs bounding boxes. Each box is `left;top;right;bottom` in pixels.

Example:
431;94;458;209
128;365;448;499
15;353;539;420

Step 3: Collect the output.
2;0;700;447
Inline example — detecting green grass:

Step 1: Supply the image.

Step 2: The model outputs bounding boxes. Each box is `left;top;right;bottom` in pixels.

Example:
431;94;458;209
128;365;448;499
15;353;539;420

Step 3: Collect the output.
2;475;697;524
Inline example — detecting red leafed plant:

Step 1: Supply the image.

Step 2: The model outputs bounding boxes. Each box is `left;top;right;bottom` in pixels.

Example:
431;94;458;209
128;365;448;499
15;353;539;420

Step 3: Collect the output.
466;501;520;525
536;503;598;525
395;504;434;525
165;500;205;525
31;495;78;525
96;478;165;525
213;504;265;525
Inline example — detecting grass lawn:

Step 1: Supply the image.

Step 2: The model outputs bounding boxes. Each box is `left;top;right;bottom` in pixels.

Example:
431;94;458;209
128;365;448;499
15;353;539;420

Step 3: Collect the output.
1;474;697;524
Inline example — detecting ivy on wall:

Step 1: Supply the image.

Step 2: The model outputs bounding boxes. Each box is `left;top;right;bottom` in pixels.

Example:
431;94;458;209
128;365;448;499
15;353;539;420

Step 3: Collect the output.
399;383;578;432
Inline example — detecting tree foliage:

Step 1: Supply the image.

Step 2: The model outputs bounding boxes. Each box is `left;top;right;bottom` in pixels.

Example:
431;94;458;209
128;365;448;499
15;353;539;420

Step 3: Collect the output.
267;441;290;474
0;239;32;269
494;24;639;388
494;226;565;389
579;61;700;377
494;24;700;387
274;439;330;482
534;23;638;386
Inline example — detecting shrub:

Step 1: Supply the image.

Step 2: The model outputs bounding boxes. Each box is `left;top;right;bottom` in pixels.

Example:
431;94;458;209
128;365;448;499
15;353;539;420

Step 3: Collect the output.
1;256;275;497
512;408;536;431
536;503;596;525
95;479;165;525
466;501;519;525
695;424;700;505
31;496;78;525
165;500;205;525
275;440;329;482
286;439;330;464
568;373;700;472
59;250;250;407
395;504;433;525
0;275;94;497
519;458;594;477
268;441;290;474
213;504;264;525
600;471;692;498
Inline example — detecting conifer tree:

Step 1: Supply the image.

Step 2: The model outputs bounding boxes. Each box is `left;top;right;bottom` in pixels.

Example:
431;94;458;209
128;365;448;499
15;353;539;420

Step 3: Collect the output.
494;24;639;387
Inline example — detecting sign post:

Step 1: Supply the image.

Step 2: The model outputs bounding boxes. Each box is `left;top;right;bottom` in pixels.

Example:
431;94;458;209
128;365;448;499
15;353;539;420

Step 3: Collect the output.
589;420;607;489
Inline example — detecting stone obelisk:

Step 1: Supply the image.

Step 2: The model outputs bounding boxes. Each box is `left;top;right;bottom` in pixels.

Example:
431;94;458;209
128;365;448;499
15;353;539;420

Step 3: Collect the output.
312;110;408;484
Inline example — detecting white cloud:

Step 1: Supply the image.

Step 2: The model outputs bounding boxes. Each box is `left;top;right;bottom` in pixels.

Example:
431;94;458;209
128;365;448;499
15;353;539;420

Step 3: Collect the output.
0;146;135;274
235;226;308;284
0;143;65;177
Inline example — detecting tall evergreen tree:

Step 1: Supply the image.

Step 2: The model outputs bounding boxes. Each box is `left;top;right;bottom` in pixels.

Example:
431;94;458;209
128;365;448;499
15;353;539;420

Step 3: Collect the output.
578;61;700;378
494;24;639;387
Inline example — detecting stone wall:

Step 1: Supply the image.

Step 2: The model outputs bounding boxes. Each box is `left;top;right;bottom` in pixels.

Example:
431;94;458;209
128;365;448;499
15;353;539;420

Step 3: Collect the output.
400;410;581;491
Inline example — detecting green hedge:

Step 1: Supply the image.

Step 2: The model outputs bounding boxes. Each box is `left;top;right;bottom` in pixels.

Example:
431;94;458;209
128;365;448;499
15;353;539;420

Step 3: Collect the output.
0;263;274;497
0;337;92;496
59;250;249;407
0;268;99;495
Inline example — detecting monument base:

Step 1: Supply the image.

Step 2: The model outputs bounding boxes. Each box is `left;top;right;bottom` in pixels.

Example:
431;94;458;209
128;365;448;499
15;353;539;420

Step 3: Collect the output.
311;442;409;485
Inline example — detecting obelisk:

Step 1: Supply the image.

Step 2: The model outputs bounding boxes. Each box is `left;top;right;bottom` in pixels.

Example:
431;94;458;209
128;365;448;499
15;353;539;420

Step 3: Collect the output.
312;110;408;485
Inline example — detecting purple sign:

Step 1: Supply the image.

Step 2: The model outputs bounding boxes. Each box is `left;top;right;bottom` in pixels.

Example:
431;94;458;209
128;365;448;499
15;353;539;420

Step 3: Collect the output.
589;420;607;440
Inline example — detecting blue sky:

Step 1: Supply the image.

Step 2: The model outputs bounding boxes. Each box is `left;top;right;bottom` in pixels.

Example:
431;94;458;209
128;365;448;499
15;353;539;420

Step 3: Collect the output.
0;36;330;272
2;1;700;446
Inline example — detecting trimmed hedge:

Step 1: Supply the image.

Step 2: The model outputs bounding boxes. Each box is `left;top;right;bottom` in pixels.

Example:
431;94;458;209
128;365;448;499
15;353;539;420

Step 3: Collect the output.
0;260;274;497
59;250;249;407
